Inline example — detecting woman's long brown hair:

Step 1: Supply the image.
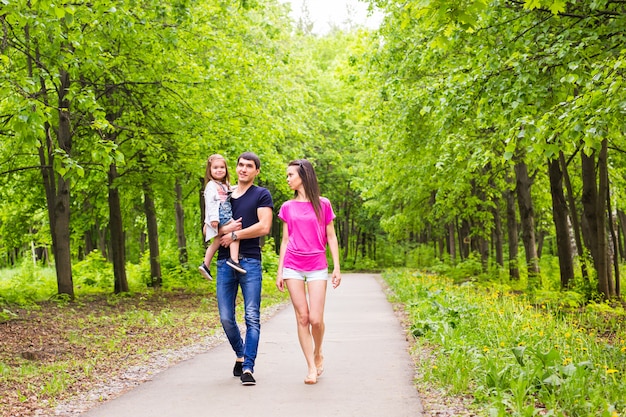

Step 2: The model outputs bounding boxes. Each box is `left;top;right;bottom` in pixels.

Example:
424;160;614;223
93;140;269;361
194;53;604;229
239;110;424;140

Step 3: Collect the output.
289;159;322;222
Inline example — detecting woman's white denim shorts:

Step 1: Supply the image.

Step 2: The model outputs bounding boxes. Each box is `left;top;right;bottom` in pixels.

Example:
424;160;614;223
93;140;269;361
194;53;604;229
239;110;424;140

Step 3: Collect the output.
282;268;328;281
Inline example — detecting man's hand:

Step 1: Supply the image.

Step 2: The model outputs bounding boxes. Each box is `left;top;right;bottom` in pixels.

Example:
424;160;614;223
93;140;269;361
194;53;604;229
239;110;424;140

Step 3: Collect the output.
220;218;242;246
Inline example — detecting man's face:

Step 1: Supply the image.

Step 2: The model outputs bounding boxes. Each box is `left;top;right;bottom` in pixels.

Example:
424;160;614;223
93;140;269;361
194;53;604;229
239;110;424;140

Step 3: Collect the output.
236;158;259;184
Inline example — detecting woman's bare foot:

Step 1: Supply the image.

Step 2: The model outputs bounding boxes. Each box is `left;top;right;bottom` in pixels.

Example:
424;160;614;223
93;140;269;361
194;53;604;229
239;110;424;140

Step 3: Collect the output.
304;372;318;385
315;354;324;377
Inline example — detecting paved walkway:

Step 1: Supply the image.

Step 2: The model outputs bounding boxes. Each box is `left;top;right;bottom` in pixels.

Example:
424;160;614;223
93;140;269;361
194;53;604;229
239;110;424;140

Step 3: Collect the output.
81;273;424;417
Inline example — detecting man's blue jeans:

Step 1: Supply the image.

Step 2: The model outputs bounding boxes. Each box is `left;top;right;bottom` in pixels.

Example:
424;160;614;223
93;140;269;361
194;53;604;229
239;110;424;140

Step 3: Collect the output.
216;257;262;373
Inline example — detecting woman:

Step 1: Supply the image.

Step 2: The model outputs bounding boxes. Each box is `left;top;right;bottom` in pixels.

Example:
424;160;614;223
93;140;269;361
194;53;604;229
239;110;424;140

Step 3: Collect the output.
276;159;341;385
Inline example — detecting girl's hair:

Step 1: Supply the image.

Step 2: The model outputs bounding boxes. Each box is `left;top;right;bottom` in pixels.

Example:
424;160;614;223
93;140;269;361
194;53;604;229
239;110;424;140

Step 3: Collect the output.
289;159;322;221
204;154;230;186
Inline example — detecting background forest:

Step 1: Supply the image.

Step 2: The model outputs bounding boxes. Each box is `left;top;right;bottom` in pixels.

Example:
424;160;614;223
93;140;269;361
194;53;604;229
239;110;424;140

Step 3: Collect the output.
3;0;625;302
1;0;626;415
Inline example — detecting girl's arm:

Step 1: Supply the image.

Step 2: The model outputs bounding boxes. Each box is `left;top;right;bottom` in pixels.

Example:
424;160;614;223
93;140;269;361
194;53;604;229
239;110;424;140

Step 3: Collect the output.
203;182;220;226
326;220;341;288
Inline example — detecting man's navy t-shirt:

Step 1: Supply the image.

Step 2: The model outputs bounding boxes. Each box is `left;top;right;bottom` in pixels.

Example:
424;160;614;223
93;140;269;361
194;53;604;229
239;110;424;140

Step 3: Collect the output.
217;185;273;261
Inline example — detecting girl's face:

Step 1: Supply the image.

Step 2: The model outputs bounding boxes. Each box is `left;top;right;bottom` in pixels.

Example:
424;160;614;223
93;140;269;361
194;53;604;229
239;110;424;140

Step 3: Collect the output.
286;165;302;191
211;159;227;181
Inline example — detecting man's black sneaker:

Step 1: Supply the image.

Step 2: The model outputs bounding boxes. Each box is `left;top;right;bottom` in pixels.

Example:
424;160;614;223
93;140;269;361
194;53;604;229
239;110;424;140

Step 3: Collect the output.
226;259;247;274
233;361;243;377
240;371;256;386
198;263;212;280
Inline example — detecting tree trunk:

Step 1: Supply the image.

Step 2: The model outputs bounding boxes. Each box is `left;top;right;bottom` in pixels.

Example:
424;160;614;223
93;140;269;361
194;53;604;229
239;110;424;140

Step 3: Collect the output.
581;150;599;269
618;210;626;262
437;236;444;260
27;20;74;297
492;200;504;267
84;228;95;256
448;222;456;264
339;201;350;260
144;182;162;288
581;147;611;298
504;175;520;280
354;230;362;263
596;140;611;298
459;219;471;260
607;189;620;298
49;71;75;297
139;232;147;256
98;226;108;260
480;236;489;272
108;163;129;294
174;180;188;266
514;161;539;282
199;177;206;232
559;151;588;281
548;158;574;288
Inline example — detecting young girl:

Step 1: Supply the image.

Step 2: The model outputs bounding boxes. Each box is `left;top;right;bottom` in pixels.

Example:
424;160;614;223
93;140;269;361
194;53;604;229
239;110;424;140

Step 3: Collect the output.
199;154;246;279
275;159;341;385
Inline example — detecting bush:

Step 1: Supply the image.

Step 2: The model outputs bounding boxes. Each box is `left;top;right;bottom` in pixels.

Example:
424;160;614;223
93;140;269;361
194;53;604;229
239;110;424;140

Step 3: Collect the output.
73;251;115;292
0;258;56;305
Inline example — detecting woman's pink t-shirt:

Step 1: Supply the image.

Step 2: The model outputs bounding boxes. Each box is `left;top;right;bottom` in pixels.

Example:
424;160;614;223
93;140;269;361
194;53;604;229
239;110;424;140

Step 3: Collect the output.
278;197;336;272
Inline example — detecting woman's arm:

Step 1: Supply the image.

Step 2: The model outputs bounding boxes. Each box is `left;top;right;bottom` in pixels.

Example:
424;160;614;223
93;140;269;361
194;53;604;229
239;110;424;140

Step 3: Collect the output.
275;222;290;292
326;220;341;288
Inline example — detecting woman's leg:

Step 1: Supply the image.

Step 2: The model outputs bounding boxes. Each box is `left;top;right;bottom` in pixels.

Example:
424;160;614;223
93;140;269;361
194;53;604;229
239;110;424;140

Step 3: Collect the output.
307;280;328;375
285;278;318;383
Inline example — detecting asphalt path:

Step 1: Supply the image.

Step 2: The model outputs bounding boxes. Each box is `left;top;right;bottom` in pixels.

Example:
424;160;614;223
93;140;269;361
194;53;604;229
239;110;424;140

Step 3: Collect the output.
81;273;424;417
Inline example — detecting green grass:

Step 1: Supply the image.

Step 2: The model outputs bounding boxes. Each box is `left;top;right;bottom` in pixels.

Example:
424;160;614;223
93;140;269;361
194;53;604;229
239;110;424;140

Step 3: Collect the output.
384;269;626;417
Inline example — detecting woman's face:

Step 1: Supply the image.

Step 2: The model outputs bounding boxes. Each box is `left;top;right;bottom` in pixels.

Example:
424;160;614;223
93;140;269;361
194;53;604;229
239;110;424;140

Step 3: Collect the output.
211;159;227;181
286;165;302;191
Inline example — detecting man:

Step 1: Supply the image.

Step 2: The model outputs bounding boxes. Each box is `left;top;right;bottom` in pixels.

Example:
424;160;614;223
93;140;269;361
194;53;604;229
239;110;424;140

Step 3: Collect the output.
217;152;273;386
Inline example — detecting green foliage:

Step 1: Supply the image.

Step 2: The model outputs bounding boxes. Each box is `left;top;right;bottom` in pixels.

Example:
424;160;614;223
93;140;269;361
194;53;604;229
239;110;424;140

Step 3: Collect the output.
261;237;279;274
385;269;626;416
351;256;379;271
406;245;439;270
363;0;626;301
0;308;17;323
0;259;56;306
532;290;585;310
260;238;290;304
73;251;115;293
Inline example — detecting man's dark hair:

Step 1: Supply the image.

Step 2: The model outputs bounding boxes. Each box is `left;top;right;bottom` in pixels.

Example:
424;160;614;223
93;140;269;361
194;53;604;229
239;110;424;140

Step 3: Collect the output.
238;152;261;169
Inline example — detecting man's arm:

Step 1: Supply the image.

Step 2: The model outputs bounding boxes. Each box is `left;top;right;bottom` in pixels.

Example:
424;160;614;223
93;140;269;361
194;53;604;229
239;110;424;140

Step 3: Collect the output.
220;206;272;245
